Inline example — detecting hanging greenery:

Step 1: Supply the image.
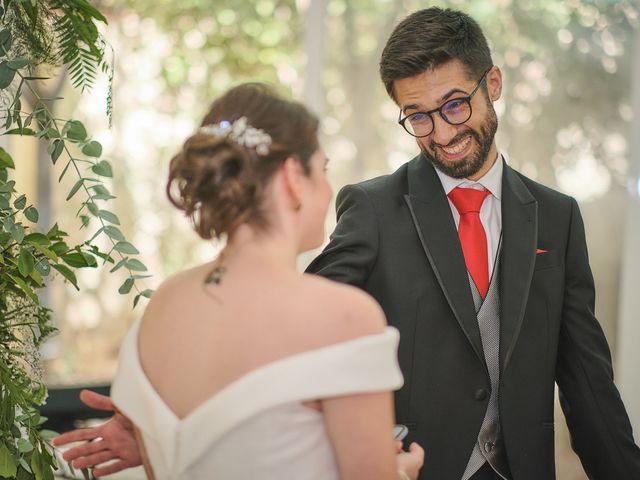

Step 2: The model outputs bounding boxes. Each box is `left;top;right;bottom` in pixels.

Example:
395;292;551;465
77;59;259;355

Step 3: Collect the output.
1;0;150;478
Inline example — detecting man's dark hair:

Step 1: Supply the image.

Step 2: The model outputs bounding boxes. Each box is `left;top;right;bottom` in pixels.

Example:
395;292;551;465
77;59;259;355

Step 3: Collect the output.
380;8;493;101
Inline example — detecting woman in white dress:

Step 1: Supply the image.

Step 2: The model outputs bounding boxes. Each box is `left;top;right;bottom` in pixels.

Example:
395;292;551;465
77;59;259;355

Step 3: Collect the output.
54;83;423;479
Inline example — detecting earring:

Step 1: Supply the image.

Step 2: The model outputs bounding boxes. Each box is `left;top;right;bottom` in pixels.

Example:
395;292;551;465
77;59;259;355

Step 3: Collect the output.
293;200;302;211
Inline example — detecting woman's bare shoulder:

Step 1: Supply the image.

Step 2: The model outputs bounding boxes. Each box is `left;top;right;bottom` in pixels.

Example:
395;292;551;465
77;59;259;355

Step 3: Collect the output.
138;263;213;322
296;274;387;342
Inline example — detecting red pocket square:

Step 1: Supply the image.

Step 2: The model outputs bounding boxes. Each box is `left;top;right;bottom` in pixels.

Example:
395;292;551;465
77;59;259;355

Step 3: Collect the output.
536;248;548;254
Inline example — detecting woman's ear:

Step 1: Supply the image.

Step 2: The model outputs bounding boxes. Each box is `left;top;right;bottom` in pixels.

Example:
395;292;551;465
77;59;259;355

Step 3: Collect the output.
281;156;304;211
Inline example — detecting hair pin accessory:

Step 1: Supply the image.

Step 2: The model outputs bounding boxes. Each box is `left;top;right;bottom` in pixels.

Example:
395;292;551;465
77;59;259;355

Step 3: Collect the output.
199;117;272;155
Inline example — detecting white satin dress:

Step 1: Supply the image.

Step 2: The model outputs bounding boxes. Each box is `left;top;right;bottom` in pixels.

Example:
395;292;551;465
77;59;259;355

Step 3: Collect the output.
111;319;403;480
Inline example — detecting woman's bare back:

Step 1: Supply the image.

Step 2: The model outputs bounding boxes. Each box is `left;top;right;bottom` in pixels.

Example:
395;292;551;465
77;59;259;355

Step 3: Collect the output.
137;260;385;419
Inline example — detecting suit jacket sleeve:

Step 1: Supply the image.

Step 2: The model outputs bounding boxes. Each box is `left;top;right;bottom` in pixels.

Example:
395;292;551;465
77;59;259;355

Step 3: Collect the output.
555;198;640;479
305;183;379;287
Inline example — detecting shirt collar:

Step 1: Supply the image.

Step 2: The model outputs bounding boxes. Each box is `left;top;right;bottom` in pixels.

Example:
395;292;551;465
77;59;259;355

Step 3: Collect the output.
434;150;504;200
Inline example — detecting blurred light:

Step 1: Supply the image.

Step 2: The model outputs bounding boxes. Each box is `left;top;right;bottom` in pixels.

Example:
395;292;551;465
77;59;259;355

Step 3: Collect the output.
380;99;399;120
217;9;237;26
66;296;101;329
537;78;552;96
242;20;263;37
188;64;207;85
608;156;628;176
327;87;346;106
206;47;225;65
514;82;536;102
221;24;239;38
276;62;298;85
275;6;292;21
260;29;281;47
184;29;206;49
557;123;583;149
578;6;597;27
577;38;590;54
601;30;620;56
122;12;141;37
327;137;357;164
510;104;533;124
555;150;611;201
604;133;628;156
619;104;633;122
358;34;377;53
258;48;279;63
257;0;276;16
296;0;310;12
504;49;521;68
328;0;346;16
601;57;617;74
322;117;341;136
558;29;573;45
524;60;546;79
198;18;217;34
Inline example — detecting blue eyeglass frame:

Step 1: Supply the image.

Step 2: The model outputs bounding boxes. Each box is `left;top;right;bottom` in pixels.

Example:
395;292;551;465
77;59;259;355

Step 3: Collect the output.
398;68;492;138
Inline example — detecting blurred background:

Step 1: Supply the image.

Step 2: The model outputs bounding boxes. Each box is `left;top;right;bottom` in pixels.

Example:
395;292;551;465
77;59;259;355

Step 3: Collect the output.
5;0;640;478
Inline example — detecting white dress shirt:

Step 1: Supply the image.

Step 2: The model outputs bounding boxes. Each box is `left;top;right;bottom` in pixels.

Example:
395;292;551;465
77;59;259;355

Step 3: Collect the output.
434;152;504;279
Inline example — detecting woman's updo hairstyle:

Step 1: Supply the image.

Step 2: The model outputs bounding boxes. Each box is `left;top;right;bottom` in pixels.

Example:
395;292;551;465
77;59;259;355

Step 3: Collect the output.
167;83;319;239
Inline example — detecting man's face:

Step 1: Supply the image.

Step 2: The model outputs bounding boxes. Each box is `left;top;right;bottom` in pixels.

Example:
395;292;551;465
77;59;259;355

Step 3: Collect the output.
394;59;501;180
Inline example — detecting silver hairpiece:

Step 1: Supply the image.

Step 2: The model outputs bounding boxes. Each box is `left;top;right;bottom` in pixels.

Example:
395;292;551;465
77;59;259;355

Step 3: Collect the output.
199;117;272;155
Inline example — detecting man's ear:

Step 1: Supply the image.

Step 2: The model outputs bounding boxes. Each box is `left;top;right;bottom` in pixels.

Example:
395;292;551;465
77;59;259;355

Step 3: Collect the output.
486;66;503;102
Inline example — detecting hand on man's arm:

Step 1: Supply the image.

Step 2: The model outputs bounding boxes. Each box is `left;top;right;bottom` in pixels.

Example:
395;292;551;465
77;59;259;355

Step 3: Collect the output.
52;389;142;477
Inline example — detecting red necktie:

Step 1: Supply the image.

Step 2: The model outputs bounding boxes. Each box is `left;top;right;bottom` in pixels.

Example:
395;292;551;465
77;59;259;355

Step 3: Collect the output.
448;186;491;298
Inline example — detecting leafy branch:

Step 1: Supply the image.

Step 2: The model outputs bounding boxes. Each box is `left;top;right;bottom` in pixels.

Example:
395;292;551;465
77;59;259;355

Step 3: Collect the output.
0;1;150;478
1;33;152;307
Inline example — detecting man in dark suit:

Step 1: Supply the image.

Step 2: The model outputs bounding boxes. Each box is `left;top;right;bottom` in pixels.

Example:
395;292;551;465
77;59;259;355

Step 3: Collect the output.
306;7;640;480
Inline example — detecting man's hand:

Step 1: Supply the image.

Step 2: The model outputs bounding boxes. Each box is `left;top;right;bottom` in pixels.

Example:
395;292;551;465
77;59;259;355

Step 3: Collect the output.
52;389;142;477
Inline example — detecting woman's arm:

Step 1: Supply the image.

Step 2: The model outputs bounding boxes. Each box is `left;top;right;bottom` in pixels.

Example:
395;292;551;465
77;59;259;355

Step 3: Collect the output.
322;391;423;480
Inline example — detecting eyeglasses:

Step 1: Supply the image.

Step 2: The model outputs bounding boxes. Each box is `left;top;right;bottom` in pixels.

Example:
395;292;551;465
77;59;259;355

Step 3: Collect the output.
398;68;491;138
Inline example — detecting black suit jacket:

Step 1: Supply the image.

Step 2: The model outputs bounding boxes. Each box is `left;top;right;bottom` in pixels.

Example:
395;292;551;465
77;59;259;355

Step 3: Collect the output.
306;154;640;480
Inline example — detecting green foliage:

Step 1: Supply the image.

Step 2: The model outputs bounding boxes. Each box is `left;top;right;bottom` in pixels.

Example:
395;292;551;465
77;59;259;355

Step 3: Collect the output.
0;0;58;67
50;0;108;92
0;1;152;478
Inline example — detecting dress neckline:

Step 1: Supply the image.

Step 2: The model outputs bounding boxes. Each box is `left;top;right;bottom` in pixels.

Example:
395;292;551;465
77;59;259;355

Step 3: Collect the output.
126;318;398;424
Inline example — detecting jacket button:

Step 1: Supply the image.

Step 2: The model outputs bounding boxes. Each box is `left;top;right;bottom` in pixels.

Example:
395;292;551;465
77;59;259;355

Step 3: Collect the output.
475;389;488;401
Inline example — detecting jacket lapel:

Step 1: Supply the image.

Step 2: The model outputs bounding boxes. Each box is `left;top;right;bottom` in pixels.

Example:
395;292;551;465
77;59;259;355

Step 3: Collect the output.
404;155;485;366
500;163;538;371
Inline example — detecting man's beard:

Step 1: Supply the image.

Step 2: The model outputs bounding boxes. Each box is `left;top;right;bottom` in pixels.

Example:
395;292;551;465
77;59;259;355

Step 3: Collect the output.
420;103;498;179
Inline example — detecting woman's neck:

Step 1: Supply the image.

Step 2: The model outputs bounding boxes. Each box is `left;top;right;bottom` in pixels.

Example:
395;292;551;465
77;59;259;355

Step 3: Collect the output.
223;224;299;272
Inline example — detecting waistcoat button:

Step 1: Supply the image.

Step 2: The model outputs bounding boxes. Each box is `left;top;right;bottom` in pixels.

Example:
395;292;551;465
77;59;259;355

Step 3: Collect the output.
475;388;488;401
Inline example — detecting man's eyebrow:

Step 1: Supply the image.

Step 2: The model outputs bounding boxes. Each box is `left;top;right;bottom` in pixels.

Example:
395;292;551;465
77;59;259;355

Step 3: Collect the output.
401;88;469;114
402;103;420;113
438;88;468;104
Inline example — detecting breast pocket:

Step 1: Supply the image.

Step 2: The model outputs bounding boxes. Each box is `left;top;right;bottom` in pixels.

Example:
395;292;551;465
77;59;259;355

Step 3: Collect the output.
534;250;559;271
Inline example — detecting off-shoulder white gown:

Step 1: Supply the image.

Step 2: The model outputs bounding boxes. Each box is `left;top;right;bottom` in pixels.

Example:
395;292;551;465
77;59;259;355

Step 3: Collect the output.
111;319;403;480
